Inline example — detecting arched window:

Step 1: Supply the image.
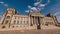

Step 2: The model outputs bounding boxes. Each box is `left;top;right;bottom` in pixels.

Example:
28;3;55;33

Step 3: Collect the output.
5;20;9;24
6;16;10;19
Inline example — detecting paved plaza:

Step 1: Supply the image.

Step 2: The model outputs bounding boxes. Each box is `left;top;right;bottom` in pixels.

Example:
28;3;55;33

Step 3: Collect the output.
0;29;60;34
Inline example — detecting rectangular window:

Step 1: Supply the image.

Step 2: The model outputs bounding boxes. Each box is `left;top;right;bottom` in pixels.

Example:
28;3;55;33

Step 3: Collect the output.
18;17;20;19
17;21;19;24
24;21;28;25
22;21;25;25
20;21;22;25
14;16;17;19
24;17;28;21
26;21;28;25
14;20;16;24
5;20;9;24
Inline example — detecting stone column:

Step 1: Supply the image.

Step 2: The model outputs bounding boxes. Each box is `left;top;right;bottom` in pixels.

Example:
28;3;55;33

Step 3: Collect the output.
37;17;38;25
34;16;35;25
31;16;33;26
39;17;41;29
30;16;33;26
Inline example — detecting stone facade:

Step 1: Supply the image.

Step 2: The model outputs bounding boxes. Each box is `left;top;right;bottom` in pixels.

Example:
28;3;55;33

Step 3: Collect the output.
0;8;58;30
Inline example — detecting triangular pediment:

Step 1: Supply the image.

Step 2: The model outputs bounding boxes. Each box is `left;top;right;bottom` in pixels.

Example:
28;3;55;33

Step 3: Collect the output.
30;12;44;17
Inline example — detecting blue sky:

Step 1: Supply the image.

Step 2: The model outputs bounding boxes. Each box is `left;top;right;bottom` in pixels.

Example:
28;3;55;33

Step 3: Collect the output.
0;0;60;22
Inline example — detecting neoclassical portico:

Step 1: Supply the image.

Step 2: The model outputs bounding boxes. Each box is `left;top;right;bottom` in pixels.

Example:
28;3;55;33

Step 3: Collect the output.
30;12;44;29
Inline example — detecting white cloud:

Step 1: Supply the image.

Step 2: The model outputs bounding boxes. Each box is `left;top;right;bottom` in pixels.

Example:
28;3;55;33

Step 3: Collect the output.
34;0;50;6
25;10;33;13
54;12;60;22
34;2;40;6
57;16;60;22
31;7;37;11
33;0;48;12
0;1;8;7
25;10;29;13
4;4;8;7
0;1;4;4
25;7;38;13
28;5;32;9
37;8;41;11
54;12;60;16
26;0;50;13
26;6;38;13
39;4;45;7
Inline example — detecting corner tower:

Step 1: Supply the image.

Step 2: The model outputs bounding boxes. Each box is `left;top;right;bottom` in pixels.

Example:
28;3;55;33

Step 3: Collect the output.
0;8;17;28
47;13;58;25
